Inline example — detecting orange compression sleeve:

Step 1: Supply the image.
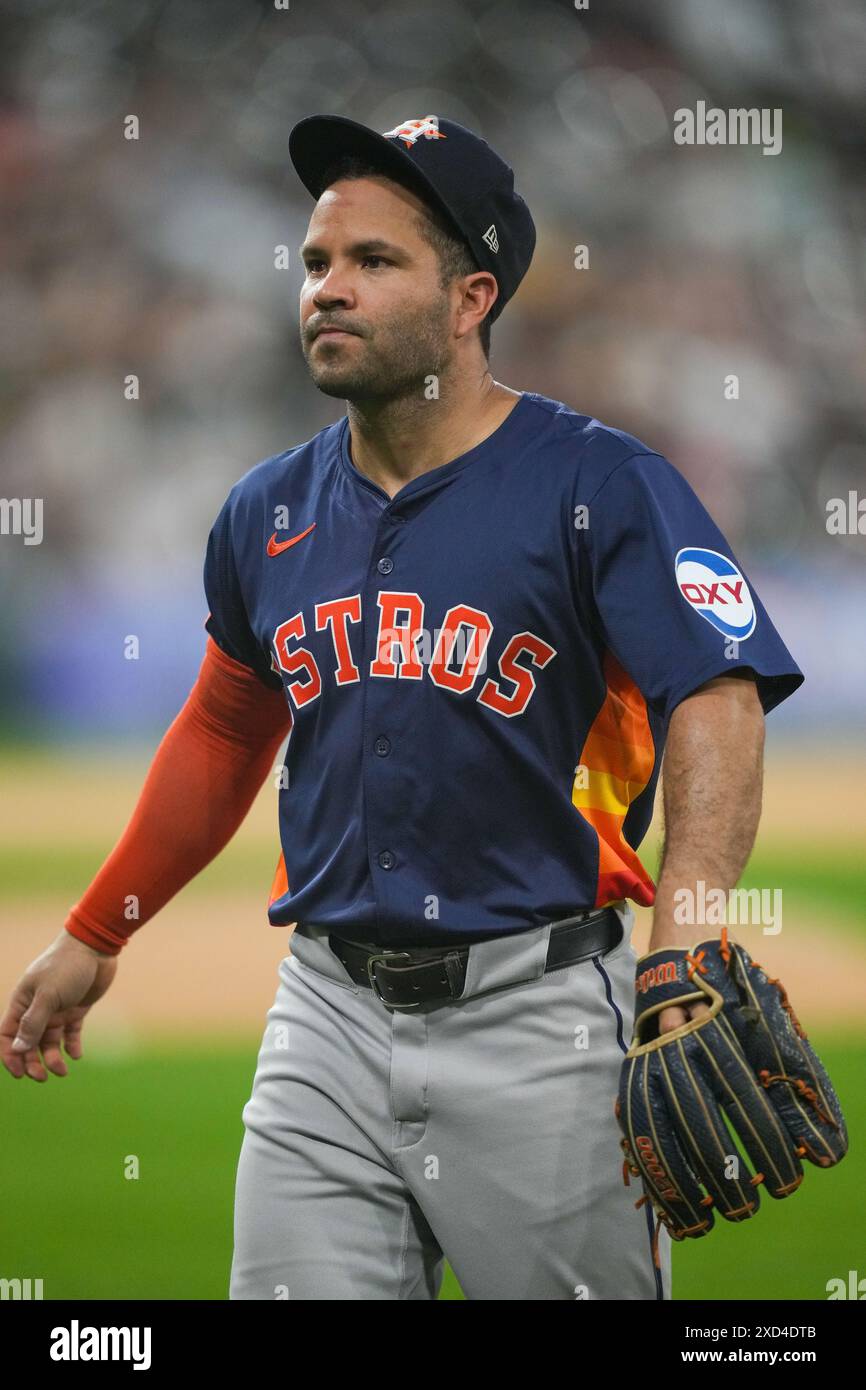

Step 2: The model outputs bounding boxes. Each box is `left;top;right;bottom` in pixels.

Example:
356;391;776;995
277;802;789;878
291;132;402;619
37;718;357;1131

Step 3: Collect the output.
63;636;293;956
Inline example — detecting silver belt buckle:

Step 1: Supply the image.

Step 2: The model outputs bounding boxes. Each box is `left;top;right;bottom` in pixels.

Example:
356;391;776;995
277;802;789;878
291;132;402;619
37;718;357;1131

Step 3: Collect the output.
365;950;422;1009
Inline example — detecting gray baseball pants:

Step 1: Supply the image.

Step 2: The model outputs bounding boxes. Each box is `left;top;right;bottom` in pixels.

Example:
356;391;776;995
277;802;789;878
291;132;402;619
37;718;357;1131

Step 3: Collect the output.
229;905;672;1300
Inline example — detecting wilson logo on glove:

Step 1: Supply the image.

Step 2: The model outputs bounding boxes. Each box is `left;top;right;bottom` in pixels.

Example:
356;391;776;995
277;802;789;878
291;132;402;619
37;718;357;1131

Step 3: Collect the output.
635;960;678;993
634;1136;681;1203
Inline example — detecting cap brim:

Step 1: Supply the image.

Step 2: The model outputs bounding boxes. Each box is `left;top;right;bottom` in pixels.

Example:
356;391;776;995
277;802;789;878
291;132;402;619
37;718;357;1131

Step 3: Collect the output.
288;114;465;238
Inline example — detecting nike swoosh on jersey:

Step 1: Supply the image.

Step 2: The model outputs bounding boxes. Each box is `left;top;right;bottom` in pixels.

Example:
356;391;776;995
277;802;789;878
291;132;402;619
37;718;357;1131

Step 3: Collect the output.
266;522;316;556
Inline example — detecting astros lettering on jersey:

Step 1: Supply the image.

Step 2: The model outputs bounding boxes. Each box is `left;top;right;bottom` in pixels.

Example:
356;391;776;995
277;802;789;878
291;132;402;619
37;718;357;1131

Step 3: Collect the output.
203;391;802;947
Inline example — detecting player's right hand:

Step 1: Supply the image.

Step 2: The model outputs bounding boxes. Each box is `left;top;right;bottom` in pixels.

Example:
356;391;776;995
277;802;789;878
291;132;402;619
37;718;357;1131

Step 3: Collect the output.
0;930;118;1083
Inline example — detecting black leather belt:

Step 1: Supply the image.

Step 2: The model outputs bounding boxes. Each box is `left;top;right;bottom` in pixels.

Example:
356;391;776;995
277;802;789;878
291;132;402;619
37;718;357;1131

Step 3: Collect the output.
325;906;623;1011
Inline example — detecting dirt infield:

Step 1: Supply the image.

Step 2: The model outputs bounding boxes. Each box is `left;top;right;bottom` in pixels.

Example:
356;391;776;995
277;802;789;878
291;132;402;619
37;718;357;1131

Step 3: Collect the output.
2;744;862;1039
4;893;862;1041
2;741;861;846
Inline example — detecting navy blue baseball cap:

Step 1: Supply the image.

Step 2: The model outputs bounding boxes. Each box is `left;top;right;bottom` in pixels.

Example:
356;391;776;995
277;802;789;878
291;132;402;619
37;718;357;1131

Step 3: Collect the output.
288;113;536;324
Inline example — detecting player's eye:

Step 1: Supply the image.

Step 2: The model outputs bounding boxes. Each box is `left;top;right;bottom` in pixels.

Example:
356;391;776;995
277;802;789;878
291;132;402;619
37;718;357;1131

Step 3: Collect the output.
304;259;326;274
361;255;389;269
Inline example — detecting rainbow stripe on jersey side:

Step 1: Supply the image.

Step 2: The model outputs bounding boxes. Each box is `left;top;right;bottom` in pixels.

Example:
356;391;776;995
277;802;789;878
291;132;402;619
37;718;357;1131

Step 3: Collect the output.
572;651;656;908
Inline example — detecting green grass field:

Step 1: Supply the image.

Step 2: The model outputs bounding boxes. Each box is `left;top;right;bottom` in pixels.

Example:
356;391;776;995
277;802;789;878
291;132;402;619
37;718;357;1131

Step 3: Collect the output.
2;745;863;1300
2;1036;862;1301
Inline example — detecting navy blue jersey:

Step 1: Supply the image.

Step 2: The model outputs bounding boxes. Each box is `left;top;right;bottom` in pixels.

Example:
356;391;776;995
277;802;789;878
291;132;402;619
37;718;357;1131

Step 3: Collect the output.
203;391;802;946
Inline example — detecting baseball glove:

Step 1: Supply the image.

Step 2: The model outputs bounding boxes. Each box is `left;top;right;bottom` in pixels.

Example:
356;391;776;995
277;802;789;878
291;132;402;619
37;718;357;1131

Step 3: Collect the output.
615;926;847;1255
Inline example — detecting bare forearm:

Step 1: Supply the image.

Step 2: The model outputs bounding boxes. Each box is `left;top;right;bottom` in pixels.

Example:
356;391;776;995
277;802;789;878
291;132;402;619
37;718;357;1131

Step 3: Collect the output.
650;674;764;950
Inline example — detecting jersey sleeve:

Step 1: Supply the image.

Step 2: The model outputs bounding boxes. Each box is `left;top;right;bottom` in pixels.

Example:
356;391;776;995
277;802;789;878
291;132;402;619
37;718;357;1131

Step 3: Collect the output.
579;451;803;720
64;635;293;955
203;490;284;692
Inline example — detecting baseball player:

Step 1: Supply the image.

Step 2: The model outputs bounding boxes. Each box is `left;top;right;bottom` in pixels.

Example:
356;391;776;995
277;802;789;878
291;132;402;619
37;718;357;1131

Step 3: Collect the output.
1;114;846;1301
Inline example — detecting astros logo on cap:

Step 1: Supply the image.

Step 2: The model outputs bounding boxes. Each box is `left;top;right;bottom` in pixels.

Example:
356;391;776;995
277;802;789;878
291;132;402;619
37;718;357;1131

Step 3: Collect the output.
382;115;447;148
675;546;756;640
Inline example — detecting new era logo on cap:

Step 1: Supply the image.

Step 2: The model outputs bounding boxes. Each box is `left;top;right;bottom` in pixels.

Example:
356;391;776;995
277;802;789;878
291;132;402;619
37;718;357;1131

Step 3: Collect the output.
482;224;499;253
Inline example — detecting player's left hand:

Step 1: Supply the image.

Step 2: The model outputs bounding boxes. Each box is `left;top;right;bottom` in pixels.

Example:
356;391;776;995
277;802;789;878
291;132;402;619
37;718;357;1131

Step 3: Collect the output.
657;1000;712;1034
614;928;848;1242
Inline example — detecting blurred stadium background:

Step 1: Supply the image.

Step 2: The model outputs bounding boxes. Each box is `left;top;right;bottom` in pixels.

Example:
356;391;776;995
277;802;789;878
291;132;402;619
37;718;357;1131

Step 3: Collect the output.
1;0;864;1301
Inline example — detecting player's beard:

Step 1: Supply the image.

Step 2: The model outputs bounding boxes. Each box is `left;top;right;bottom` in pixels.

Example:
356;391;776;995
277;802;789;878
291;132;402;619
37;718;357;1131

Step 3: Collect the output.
301;291;452;404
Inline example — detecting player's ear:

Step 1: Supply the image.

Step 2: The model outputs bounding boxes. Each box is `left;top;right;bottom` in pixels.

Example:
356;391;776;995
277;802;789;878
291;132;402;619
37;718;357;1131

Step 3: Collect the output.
454;270;497;341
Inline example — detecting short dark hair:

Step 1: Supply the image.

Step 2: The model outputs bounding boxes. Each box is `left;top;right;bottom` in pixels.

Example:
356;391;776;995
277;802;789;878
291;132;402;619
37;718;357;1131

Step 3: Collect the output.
316;154;492;360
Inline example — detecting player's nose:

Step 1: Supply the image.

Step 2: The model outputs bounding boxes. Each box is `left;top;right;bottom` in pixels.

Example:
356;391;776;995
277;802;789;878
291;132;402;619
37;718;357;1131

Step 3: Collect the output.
311;264;356;309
